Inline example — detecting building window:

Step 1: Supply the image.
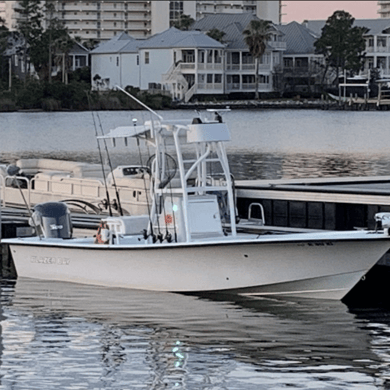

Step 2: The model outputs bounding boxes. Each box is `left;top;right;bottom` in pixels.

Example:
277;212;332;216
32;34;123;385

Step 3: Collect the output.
214;50;222;64
169;1;183;25
117;57;119;66
207;74;213;83
378;36;387;47
198;50;205;63
145;52;150;64
207;50;213;63
215;74;222;83
137;55;139;65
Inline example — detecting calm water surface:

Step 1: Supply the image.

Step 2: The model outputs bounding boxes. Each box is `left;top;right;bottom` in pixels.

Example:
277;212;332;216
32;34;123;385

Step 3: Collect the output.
2;109;390;388
1;108;390;179
2;278;390;389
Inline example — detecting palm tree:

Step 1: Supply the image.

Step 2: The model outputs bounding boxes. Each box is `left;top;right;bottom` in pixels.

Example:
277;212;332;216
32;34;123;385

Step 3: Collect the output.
243;19;272;99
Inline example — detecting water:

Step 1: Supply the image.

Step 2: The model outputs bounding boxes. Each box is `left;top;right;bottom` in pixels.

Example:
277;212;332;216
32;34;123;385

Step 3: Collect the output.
1;278;390;389
2;108;390;388
1;108;390;179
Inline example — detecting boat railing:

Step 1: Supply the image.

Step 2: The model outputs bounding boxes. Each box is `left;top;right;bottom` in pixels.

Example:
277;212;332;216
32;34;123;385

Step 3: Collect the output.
3;175;31;208
0;174;4;207
248;203;265;226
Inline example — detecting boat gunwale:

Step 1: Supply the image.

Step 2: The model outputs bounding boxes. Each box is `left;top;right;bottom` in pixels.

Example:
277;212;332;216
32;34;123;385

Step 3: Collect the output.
3;231;390;250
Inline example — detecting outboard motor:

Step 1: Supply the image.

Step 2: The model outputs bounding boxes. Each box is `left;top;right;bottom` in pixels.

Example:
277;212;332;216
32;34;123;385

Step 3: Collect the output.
29;202;73;239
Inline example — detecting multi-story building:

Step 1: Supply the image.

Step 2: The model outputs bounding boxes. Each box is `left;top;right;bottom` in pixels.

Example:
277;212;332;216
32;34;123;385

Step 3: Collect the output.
196;1;280;24
0;1;280;42
378;1;390;18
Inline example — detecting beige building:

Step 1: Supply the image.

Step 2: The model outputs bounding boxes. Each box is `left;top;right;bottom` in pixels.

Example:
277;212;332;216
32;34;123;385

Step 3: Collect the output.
196;0;281;23
0;1;280;41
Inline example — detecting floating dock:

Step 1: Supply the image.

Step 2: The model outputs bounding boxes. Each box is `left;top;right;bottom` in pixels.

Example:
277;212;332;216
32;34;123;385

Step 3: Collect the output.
236;175;390;232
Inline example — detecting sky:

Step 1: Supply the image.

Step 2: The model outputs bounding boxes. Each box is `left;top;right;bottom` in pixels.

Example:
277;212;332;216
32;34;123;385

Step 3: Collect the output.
282;1;379;23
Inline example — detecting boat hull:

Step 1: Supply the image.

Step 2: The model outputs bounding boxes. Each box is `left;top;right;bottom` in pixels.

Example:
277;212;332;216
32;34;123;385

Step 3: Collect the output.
6;235;390;300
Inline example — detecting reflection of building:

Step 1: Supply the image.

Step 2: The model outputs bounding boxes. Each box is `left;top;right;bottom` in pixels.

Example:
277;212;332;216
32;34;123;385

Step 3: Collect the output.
0;1;280;42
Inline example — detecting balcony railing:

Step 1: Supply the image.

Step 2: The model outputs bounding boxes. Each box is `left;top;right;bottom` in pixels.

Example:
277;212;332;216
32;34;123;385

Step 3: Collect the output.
268;41;287;50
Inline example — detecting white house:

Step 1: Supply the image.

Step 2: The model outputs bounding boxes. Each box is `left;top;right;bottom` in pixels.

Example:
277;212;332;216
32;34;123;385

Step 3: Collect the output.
191;13;286;95
305;18;390;79
91;27;224;101
90;14;288;100
91;32;141;90
139;28;225;100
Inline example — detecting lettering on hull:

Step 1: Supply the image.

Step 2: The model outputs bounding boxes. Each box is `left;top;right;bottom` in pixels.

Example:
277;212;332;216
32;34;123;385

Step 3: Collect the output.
30;256;70;265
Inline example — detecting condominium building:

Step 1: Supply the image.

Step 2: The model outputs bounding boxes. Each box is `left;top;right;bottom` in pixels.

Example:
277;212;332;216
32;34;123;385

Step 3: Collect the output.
0;1;280;41
378;1;390;18
196;1;281;23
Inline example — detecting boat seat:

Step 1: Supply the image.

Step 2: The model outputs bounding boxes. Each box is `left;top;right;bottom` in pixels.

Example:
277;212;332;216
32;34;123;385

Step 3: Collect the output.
16;158;109;178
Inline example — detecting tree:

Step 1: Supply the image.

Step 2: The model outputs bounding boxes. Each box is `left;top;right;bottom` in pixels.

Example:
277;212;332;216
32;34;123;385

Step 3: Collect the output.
207;28;226;43
15;0;74;82
172;14;194;31
314;11;367;86
14;0;44;79
243;19;272;99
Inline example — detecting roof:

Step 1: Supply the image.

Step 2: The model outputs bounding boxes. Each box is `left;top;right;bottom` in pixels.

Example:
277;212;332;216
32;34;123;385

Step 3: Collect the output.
191;13;283;50
70;41;90;55
304;18;390;37
91;32;136;54
278;21;317;54
192;12;259;33
91;28;223;55
140;27;224;49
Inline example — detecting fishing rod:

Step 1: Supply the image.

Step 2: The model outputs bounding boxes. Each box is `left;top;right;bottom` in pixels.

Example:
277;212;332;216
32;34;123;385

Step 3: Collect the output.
86;92;113;217
94;110;124;216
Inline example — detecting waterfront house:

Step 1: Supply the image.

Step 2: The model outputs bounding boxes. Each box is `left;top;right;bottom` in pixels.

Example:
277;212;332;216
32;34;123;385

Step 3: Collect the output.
276;21;325;95
90;27;224;101
139;27;224;101
91;32;140;90
305;18;390;80
191;13;286;97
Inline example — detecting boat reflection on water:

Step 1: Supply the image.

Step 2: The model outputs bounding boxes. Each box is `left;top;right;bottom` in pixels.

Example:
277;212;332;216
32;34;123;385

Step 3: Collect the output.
1;278;390;389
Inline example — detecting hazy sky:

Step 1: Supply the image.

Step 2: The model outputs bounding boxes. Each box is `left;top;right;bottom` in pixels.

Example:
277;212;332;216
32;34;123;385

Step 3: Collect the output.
282;1;379;23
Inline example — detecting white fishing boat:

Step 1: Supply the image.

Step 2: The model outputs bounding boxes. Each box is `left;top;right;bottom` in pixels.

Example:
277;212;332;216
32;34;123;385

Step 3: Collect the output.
0;158;150;215
3;91;390;300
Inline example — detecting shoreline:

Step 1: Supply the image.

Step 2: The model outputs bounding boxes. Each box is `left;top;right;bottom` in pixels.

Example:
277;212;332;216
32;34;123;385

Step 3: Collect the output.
0;99;337;112
3;98;388;112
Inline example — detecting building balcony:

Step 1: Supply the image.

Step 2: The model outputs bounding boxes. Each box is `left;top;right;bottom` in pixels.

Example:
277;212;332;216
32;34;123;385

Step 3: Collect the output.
197;83;224;92
226;63;271;71
268;41;287;50
226;83;272;92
